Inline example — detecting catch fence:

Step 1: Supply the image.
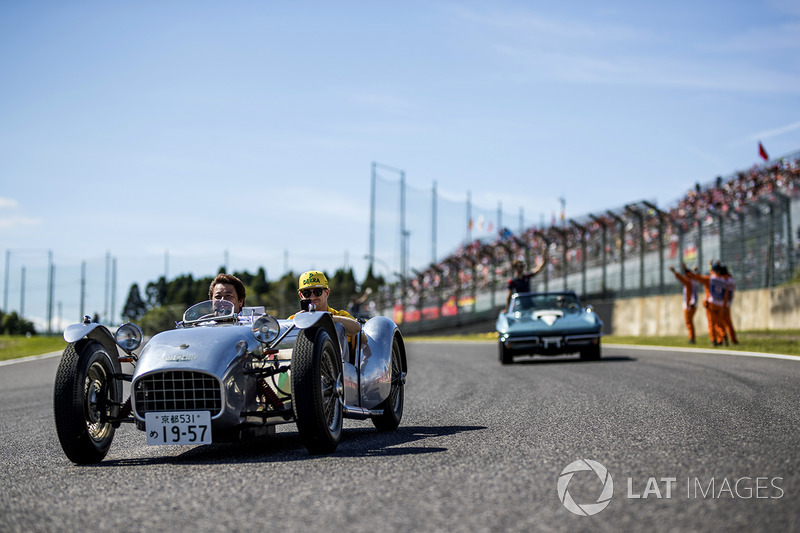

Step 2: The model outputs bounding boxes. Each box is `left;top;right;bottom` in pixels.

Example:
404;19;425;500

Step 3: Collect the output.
370;153;800;324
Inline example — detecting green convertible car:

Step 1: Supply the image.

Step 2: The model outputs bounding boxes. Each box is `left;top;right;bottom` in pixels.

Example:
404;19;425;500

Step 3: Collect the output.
496;291;603;365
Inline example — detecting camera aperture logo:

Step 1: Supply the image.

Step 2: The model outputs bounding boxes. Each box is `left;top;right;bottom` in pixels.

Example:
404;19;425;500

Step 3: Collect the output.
557;460;784;516
558;459;614;516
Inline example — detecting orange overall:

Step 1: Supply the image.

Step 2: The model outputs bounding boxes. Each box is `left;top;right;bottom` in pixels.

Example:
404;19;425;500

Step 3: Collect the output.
671;269;697;342
687;270;726;345
721;273;738;344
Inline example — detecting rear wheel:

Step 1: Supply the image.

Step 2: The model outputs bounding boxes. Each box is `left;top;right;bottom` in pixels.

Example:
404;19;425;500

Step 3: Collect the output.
498;342;513;365
53;341;121;464
292;328;343;454
373;335;405;431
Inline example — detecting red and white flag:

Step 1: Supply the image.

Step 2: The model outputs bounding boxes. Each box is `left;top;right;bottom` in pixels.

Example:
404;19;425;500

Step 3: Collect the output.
758;141;769;161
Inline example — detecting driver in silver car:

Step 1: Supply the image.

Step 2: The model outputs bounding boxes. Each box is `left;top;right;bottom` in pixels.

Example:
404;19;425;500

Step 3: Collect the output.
290;270;364;343
209;273;246;313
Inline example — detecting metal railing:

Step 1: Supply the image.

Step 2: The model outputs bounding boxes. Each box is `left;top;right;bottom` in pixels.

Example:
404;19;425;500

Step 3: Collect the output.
375;154;800;323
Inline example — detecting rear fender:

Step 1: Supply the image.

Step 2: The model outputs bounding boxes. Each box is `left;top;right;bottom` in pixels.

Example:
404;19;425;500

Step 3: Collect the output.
360;316;405;408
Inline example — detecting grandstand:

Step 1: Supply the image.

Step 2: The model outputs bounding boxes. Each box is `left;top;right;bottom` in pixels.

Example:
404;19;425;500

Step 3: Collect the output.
371;150;800;330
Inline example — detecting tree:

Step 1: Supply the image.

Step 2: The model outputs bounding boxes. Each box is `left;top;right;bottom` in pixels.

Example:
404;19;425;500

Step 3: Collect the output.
145;276;168;308
138;304;184;336
329;268;357;310
362;265;386;294
251;267;269;299
1;310;36;335
121;283;148;322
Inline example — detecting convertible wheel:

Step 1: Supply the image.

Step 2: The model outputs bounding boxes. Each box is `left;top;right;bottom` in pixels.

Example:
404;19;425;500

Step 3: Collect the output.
373;335;404;432
53;341;121;464
580;341;602;361
292;328;343;454
498;342;513;365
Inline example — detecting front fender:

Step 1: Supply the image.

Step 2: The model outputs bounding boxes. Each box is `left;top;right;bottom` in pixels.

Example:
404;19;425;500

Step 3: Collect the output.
63;323;120;362
293;311;342;361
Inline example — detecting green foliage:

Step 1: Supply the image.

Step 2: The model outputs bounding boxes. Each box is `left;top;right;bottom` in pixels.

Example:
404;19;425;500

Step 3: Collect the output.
138;304;185;336
0;310;36;336
121;283;147;322
362;264;386;294
119;266;386;328
328;268;357;310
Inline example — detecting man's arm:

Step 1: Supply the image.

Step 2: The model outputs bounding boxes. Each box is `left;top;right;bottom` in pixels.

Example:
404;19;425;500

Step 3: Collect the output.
332;314;361;336
530;249;548;276
669;266;688;284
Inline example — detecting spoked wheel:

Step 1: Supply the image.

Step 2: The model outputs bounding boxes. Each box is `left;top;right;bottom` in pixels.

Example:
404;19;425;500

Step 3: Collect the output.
53;341;121;464
373;335;405;431
292;328;344;454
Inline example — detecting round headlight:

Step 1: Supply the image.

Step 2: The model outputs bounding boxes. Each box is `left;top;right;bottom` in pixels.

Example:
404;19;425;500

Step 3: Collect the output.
252;315;280;344
115;323;143;352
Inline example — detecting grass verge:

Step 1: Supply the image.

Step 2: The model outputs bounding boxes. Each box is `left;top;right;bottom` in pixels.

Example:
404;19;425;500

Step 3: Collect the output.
0;335;67;362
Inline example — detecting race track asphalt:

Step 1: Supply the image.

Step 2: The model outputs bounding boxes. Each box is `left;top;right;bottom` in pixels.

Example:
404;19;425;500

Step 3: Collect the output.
1;341;798;532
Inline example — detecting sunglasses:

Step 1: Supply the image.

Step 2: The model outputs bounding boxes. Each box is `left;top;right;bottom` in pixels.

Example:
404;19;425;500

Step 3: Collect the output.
300;288;326;298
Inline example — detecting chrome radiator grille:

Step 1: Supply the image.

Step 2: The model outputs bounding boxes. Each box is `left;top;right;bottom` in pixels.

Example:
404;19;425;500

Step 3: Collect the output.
134;371;222;416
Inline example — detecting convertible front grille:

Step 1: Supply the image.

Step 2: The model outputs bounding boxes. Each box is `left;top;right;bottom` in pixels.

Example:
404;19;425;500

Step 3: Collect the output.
134;371;222;417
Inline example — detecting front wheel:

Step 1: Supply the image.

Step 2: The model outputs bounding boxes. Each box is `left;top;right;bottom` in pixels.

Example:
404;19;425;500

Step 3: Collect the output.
292;328;344;454
373;335;405;431
580;341;602;361
498;342;513;365
53;341;121;464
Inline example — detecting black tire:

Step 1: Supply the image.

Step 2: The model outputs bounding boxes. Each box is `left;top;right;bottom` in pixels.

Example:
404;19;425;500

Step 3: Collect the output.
499;342;513;365
292;328;343;454
373;335;404;432
580;342;602;361
53;341;121;464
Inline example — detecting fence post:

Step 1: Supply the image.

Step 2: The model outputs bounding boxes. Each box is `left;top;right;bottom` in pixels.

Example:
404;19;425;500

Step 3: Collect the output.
606;211;625;297
588;214;608;297
534;231;551;292
569;219;588;297
625;204;646;294
643;201;666;294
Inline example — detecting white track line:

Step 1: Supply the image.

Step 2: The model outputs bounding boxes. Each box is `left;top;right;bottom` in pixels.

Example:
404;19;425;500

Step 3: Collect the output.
605;343;800;362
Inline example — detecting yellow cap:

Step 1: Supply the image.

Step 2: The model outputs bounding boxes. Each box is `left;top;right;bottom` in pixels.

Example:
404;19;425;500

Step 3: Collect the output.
298;270;329;290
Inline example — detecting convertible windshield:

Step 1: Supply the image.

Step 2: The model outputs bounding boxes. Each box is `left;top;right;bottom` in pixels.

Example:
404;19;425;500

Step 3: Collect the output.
512;293;580;312
183;299;236;323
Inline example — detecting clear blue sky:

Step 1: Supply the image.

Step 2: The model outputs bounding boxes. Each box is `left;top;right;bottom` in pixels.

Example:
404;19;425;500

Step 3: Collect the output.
2;1;799;330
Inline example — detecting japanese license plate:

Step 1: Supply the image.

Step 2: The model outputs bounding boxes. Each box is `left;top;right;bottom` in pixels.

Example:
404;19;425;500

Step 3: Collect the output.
145;411;212;445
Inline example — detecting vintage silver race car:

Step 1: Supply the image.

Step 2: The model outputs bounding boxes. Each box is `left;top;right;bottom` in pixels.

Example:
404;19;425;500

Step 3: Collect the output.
496;291;602;364
53;300;407;464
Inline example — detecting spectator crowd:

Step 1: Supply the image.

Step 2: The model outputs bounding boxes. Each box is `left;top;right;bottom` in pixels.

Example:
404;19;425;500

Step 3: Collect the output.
376;155;800;319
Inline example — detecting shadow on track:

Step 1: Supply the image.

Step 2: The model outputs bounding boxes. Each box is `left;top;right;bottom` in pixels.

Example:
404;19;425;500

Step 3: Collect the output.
506;355;636;365
89;424;486;467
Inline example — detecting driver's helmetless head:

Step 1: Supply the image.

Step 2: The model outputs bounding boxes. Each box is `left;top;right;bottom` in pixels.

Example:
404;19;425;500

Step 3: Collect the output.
209;274;246;312
298;270;330;310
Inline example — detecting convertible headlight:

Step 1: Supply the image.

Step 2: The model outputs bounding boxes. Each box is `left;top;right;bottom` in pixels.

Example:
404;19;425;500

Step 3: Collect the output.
115;323;143;351
252;315;280;344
